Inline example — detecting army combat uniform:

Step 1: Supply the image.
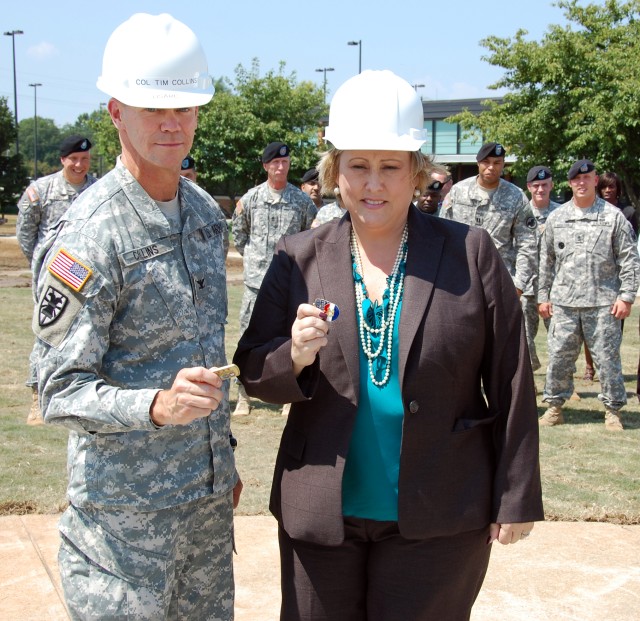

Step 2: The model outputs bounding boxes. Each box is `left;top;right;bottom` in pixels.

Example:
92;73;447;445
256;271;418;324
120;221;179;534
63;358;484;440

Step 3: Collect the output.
311;201;347;228
32;160;237;620
17;170;97;393
521;199;561;370
441;177;538;294
232;181;317;334
17;169;97;265
539;197;640;412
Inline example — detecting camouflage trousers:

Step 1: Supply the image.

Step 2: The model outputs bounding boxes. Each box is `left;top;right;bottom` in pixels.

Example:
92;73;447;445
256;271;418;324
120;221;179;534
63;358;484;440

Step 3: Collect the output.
58;492;235;620
239;285;259;338
543;305;626;410
520;294;550;372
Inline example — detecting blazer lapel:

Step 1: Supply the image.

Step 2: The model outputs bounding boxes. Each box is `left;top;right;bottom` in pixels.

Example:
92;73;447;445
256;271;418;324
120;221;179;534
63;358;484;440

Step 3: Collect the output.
399;209;445;384
316;217;360;398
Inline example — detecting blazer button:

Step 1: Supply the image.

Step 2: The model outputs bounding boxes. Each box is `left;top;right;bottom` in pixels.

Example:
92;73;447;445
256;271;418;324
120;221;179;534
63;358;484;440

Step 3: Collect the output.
409;400;419;414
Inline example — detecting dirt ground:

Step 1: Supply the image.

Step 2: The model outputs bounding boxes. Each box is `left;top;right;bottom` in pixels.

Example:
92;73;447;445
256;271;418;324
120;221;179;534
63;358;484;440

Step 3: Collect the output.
0;234;244;288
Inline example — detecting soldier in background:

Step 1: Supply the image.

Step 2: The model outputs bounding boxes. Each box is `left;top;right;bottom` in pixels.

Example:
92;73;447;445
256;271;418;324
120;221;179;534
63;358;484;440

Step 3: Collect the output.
538;159;640;431
31;13;240;618
17;134;97;425
441;142;538;297
300;167;324;209
415;179;444;215
232;142;317;416
522;165;561;375
180;154;197;182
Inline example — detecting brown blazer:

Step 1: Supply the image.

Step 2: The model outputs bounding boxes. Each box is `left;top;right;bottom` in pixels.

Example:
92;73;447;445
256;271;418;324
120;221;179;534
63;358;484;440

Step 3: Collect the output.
234;206;544;546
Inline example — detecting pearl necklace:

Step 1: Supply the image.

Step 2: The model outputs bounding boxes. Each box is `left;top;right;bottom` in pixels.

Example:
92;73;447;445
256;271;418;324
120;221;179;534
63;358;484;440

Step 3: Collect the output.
350;225;408;387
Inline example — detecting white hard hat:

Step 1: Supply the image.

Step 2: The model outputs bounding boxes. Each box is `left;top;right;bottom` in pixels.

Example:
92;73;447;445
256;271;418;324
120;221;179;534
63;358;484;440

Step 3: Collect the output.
324;70;426;151
97;13;214;108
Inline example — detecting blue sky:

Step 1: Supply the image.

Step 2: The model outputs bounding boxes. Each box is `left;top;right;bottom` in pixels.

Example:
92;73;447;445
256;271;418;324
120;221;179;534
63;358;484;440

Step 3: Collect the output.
0;0;577;127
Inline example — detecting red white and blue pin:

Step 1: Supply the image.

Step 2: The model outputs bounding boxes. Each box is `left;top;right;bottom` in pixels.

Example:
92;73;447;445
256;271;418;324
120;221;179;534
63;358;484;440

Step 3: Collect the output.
314;298;340;321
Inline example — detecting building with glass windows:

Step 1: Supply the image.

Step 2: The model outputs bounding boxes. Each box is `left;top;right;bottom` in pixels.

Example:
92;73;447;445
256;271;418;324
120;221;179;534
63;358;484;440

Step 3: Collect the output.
420;97;517;183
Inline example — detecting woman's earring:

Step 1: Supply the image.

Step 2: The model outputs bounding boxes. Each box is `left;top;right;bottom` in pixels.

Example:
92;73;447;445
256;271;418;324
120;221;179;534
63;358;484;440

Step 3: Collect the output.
414;189;421;197
334;187;341;196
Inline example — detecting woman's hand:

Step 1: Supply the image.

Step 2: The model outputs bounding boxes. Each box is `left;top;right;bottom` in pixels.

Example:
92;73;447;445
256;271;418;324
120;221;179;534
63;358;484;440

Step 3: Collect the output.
291;303;330;376
488;522;535;545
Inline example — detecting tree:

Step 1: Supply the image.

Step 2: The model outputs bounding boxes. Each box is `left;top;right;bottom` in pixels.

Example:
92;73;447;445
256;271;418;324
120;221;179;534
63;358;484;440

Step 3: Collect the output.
0;97;29;214
452;0;640;208
194;60;327;199
18;116;63;177
87;107;119;176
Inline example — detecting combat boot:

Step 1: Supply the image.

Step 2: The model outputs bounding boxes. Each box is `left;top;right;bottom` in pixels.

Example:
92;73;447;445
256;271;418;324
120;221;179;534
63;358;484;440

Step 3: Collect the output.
233;383;252;417
604;409;624;431
539;405;564;426
26;387;44;426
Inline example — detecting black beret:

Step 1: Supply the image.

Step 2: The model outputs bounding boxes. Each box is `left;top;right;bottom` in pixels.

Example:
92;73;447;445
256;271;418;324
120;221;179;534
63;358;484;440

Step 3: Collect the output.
427;180;443;191
60;135;92;157
262;142;289;163
568;159;595;180
181;156;196;170
476;142;506;162
527;165;553;183
301;168;319;184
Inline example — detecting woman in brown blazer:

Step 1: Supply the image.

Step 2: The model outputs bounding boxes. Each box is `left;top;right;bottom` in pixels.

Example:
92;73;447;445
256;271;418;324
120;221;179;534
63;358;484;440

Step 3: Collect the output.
234;71;543;621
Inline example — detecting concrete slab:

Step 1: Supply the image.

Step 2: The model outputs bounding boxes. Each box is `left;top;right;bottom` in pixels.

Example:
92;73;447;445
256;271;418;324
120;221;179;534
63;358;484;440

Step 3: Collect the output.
1;515;638;620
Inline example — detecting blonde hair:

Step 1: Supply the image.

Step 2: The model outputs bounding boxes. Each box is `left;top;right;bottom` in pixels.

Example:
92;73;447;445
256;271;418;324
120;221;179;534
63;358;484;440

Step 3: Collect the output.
317;149;434;200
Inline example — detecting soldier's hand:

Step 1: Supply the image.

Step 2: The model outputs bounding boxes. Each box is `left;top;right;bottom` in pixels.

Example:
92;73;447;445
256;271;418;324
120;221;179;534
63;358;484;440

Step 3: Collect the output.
150;367;224;426
611;299;632;319
538;302;553;319
291;303;330;376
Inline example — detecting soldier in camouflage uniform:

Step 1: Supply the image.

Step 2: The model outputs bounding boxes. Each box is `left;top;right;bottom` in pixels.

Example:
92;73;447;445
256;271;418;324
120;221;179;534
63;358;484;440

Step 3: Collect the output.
17;135;96;425
232;142;317;416
311;201;346;227
538;159;640;431
441;142;538;296
521;165;561;372
300;167;324;209
31;13;241;619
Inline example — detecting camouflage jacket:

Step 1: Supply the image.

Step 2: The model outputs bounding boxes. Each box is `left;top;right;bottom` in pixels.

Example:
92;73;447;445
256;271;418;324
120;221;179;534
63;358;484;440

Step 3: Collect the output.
522;199;561;297
311;201;347;228
539;197;640;306
441;177;538;292
16;170;97;264
32;160;236;510
232;181;317;288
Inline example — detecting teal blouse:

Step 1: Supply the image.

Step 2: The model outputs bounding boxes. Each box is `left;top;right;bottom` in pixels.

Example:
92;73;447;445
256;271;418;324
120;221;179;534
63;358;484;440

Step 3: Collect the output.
342;256;406;522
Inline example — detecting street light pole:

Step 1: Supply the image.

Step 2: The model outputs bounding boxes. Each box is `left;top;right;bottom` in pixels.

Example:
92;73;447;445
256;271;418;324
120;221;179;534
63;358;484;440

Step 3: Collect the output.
315;67;335;103
29;83;42;179
347;40;362;74
4;29;24;155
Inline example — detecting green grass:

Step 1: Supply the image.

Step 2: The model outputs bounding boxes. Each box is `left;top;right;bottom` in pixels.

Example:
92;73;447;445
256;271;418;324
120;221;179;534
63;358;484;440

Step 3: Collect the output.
2;282;640;522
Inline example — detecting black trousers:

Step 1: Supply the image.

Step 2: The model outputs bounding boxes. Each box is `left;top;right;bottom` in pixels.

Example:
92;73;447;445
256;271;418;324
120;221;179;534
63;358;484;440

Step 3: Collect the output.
279;517;492;621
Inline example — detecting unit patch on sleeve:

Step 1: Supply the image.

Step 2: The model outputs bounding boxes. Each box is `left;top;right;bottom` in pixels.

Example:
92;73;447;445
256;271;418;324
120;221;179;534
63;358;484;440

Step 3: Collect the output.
39;286;69;326
48;249;93;292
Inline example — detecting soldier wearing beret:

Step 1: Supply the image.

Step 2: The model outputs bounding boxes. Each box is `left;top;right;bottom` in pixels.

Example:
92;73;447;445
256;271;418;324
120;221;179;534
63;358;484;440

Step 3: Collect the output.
522;165;561;373
441;142;538;297
416;179;444;215
17;134;97;425
538;159;640;430
180;154;197;182
300;167;324;209
232;142;317;416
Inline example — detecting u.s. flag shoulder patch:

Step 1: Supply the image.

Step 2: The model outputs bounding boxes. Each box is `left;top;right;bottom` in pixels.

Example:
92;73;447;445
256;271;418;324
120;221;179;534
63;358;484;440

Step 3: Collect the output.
48;249;93;292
